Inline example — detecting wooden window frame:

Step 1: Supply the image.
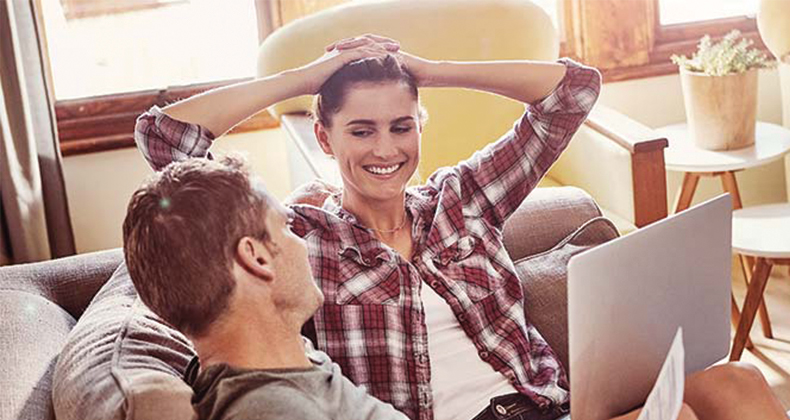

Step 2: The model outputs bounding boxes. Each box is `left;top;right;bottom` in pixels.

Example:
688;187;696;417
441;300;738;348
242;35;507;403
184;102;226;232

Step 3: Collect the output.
59;0;187;20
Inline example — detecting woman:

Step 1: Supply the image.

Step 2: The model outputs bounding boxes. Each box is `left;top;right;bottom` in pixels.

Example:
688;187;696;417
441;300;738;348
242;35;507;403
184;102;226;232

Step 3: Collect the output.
135;35;785;420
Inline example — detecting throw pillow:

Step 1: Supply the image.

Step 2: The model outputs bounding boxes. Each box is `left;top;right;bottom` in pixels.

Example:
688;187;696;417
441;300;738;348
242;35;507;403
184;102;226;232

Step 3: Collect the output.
515;216;619;373
52;262;196;420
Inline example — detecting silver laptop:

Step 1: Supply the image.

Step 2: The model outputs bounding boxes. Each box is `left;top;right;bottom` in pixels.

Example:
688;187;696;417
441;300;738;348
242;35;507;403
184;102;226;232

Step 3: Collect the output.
566;194;732;420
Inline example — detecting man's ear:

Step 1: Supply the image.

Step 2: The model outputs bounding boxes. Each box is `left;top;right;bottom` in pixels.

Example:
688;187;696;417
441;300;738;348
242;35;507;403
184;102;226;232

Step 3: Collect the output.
314;121;334;157
235;236;275;281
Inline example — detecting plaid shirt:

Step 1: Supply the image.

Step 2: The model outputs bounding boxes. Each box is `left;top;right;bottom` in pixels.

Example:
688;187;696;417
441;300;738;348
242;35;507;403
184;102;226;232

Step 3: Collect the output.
135;58;601;420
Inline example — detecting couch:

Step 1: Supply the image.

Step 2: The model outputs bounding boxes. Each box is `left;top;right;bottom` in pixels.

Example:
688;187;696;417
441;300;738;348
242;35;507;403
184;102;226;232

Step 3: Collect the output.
0;186;618;420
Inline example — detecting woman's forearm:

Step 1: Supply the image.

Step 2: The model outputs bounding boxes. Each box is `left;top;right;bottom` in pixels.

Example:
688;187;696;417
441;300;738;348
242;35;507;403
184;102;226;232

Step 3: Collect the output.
162;69;309;137
421;60;567;105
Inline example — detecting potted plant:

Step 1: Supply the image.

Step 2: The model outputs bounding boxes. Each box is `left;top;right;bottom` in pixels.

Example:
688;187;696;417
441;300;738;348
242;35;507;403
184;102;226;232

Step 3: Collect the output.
672;30;773;150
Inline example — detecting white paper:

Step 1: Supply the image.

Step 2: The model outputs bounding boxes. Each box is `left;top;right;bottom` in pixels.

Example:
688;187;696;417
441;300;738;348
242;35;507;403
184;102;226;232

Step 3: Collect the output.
636;327;685;420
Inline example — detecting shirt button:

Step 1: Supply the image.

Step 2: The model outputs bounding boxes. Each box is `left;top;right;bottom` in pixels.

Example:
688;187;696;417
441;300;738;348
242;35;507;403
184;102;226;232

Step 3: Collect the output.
430;281;440;288
495;404;508;415
457;313;466;322
479;351;489;360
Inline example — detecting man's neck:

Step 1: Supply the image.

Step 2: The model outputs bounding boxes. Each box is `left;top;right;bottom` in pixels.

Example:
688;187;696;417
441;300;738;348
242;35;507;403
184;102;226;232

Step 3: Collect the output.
193;317;312;371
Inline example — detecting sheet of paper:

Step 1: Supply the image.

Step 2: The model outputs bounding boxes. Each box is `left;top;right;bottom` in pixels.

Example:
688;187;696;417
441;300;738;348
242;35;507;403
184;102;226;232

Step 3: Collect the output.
636;327;685;420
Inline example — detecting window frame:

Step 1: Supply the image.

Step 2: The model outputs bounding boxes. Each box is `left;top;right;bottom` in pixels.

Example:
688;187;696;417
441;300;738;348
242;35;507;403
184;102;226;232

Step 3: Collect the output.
59;0;187;20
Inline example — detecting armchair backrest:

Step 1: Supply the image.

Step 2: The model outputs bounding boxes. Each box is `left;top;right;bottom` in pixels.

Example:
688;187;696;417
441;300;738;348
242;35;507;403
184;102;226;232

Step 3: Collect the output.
257;0;559;176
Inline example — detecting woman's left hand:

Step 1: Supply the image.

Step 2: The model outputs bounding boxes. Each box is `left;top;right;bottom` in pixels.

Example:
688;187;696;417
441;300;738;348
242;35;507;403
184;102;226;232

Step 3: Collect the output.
394;51;436;87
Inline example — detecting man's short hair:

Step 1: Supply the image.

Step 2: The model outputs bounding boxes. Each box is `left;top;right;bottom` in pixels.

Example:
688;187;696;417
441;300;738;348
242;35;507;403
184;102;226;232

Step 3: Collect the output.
123;155;271;338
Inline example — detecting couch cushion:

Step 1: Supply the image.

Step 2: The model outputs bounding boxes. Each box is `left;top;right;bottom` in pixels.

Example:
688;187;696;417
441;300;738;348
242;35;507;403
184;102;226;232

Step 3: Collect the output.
52;262;196;420
0;291;75;420
538;177;637;235
515;216;619;373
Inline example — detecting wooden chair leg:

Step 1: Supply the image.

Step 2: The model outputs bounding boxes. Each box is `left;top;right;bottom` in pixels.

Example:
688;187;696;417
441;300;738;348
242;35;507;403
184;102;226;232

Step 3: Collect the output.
674;173;700;213
739;254;773;338
731;258;773;361
719;171;744;210
730;293;754;350
731;293;755;349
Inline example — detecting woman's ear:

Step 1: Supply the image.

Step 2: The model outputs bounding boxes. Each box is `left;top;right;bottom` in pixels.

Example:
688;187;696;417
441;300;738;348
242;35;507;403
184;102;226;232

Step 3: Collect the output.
314;121;334;157
235;236;275;281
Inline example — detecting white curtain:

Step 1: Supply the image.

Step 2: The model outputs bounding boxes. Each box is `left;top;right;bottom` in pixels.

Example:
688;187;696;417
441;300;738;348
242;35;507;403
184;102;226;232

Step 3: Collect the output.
0;0;75;264
780;62;790;201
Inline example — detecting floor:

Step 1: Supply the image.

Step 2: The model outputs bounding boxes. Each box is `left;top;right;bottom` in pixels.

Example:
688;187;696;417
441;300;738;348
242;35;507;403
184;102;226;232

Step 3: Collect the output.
730;259;790;409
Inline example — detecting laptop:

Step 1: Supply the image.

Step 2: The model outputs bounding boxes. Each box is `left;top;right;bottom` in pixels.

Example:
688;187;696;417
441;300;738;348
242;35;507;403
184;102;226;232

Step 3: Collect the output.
565;194;732;420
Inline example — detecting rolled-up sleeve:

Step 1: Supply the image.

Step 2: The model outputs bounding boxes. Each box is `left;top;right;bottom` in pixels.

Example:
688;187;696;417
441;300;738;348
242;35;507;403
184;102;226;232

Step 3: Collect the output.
427;58;602;229
134;106;216;171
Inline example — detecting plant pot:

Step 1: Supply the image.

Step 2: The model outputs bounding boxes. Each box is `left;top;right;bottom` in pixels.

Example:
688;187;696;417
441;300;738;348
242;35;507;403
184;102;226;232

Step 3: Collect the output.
679;67;758;150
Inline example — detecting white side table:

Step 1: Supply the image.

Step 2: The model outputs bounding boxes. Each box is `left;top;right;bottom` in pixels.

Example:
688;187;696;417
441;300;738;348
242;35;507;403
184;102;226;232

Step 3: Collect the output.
729;204;790;361
656;122;790;344
657;122;790;213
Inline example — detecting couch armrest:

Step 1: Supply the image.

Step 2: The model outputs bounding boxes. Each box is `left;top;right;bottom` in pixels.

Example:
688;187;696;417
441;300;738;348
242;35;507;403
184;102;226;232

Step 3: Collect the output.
0;291;76;420
548;104;668;229
0;248;123;319
502;186;603;261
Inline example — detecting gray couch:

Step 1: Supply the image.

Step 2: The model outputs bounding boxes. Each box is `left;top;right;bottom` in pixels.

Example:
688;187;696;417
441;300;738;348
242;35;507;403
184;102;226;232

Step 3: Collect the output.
0;187;618;420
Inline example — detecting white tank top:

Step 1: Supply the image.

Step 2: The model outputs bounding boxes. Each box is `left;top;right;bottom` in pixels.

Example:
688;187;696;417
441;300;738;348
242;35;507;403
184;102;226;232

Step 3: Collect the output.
421;284;519;420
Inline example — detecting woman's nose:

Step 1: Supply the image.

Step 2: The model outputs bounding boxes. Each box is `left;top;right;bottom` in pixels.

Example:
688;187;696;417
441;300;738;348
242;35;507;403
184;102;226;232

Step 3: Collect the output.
372;134;399;159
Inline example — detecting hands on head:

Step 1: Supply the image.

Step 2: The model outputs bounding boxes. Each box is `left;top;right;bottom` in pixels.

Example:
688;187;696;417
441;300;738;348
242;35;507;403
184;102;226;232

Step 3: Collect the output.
299;34;433;94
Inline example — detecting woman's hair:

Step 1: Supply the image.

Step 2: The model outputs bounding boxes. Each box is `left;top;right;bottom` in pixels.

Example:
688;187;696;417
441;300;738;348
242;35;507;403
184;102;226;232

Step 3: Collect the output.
313;54;423;127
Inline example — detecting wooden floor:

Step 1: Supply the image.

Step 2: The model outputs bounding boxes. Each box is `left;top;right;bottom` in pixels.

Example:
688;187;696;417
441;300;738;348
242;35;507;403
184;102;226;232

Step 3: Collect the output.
731;258;790;409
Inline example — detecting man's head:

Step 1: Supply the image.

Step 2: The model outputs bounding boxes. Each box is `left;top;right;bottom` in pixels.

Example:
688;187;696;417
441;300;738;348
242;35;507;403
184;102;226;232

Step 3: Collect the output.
122;155;322;339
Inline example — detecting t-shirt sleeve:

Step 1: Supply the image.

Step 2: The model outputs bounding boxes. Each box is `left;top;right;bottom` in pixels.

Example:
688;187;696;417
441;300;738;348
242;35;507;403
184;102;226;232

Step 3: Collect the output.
327;360;409;420
424;58;601;229
134;105;217;171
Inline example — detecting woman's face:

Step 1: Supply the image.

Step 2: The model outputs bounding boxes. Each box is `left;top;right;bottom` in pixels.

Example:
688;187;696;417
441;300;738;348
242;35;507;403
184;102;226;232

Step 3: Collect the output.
316;81;421;204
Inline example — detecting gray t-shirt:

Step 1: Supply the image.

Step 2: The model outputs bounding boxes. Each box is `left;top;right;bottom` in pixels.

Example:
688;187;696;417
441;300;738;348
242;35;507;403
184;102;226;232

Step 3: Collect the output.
188;348;408;420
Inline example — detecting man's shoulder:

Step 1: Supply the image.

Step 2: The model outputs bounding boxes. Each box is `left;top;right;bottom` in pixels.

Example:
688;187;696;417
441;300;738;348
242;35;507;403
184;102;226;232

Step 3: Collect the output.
226;382;329;420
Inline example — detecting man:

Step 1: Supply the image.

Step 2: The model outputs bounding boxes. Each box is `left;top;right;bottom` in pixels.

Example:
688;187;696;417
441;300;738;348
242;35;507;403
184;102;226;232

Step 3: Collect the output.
122;155;408;420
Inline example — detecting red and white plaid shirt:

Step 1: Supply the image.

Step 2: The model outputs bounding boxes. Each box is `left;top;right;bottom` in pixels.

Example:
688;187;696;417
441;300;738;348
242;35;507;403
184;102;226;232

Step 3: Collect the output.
135;58;601;420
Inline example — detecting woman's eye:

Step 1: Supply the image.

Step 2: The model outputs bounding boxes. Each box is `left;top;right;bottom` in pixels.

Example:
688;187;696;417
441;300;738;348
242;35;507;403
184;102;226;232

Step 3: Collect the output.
351;130;373;137
392;126;412;134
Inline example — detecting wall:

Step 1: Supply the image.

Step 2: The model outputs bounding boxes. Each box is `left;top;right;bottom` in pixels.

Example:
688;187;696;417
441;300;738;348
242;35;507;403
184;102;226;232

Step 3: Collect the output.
63;129;291;253
63;68;789;254
600;68;788;209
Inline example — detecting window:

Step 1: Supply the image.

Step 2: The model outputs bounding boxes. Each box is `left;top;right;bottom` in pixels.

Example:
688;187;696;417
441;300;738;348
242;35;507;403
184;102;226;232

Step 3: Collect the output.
658;0;758;26
42;0;260;100
563;0;768;82
38;0;275;156
42;0;768;156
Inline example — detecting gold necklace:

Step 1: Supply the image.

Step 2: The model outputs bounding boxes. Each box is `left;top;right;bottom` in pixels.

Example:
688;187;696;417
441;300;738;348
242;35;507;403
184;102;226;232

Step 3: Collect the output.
369;214;408;235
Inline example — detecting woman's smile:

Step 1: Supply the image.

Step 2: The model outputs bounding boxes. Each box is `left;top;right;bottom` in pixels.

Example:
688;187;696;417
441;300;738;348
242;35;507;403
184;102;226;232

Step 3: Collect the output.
363;162;406;177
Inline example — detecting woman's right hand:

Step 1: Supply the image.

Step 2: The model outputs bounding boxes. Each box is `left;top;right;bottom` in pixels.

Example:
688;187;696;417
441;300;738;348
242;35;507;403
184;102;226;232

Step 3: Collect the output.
295;34;401;95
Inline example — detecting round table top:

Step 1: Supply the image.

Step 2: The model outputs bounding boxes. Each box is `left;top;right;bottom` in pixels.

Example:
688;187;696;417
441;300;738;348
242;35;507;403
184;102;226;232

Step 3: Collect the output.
657;122;790;173
732;203;790;259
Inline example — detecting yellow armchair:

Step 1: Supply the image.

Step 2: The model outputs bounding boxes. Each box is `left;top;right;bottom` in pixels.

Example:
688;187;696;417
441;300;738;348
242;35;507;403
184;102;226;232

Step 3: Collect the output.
257;0;668;234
